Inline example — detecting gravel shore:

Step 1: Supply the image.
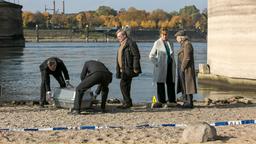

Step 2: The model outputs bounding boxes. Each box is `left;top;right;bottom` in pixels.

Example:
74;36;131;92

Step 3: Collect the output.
0;102;256;144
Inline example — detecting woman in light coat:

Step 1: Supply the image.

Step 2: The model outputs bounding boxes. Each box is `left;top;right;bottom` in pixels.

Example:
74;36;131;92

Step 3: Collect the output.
149;28;176;104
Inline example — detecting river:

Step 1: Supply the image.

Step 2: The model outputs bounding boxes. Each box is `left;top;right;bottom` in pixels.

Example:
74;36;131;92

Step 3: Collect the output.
0;42;254;103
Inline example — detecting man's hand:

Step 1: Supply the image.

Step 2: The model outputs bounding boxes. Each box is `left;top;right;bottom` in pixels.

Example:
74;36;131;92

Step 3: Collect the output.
46;91;54;104
133;69;139;74
65;80;70;86
46;91;52;97
65;80;74;88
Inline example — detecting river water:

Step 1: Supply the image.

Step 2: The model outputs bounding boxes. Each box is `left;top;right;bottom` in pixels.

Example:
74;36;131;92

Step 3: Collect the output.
0;42;254;103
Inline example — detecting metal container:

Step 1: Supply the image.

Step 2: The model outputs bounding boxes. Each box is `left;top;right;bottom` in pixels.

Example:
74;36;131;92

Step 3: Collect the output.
53;87;94;109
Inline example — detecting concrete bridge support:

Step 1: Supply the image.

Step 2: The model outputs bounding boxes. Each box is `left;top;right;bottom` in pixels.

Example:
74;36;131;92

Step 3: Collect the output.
199;0;256;90
0;1;24;47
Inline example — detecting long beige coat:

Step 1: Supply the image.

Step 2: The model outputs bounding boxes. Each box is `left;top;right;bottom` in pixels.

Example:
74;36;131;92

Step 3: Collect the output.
149;38;176;83
177;39;197;94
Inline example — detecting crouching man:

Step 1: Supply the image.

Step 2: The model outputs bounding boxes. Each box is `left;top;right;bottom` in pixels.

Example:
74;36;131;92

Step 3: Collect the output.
39;57;70;107
69;60;112;115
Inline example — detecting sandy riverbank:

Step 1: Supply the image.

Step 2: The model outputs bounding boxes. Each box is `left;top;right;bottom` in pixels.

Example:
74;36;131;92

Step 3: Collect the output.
0;102;256;144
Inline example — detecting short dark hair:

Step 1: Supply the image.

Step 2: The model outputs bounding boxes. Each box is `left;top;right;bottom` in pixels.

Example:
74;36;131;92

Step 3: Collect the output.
47;58;57;66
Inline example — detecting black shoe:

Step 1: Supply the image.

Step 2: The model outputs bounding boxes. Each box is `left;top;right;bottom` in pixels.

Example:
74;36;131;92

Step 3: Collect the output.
68;110;80;115
181;103;193;109
101;109;107;113
39;101;49;107
39;104;45;108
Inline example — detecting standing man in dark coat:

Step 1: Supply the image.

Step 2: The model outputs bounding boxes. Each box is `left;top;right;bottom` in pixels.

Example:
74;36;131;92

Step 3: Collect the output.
39;57;70;107
116;29;142;109
175;30;197;108
69;60;112;115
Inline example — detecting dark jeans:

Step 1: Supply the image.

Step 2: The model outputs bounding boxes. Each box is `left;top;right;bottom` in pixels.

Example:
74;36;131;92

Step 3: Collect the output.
73;72;112;111
157;62;176;103
40;71;66;105
120;77;133;106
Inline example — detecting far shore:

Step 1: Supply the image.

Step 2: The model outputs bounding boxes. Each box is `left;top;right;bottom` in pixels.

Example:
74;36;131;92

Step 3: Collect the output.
24;29;207;43
24;38;207;43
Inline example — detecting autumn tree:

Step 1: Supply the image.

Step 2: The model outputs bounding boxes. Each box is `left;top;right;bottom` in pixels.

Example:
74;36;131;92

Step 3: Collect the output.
129;20;139;28
42;12;51;28
158;20;169;29
75;12;87;29
195;8;207;33
66;15;77;29
148;9;169;28
168;15;181;29
50;14;67;28
85;11;103;27
96;6;117;16
118;7;148;28
22;11;35;28
141;20;156;29
33;12;47;28
179;5;200;29
21;5;207;31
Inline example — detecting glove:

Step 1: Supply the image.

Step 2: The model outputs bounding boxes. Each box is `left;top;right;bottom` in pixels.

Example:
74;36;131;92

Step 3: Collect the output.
65;80;70;86
46;91;52;97
65;80;74;88
46;91;53;100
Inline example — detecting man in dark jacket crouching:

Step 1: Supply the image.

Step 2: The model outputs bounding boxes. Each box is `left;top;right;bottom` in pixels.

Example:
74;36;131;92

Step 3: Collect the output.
39;57;70;107
69;60;112;115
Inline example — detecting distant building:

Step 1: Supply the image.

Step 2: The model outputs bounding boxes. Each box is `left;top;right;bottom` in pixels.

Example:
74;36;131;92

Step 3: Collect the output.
0;0;24;47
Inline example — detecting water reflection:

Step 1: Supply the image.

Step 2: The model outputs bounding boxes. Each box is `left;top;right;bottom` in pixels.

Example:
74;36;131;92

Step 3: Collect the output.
0;47;27;101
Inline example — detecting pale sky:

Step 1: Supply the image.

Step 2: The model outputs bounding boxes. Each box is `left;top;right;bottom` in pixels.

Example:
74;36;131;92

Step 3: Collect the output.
9;0;207;13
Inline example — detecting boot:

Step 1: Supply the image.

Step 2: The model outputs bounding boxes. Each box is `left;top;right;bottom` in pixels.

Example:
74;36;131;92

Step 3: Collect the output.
182;94;193;108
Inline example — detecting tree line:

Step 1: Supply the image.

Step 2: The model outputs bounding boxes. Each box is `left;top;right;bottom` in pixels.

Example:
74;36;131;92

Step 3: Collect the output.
22;5;207;33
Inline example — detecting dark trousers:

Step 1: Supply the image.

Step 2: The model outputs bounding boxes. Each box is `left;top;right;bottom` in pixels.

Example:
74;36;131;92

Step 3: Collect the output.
40;71;66;105
157;62;176;103
73;72;112;111
120;78;133;106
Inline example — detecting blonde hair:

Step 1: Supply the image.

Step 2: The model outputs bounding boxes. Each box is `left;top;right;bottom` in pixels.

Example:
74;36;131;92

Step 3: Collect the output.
160;27;168;35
